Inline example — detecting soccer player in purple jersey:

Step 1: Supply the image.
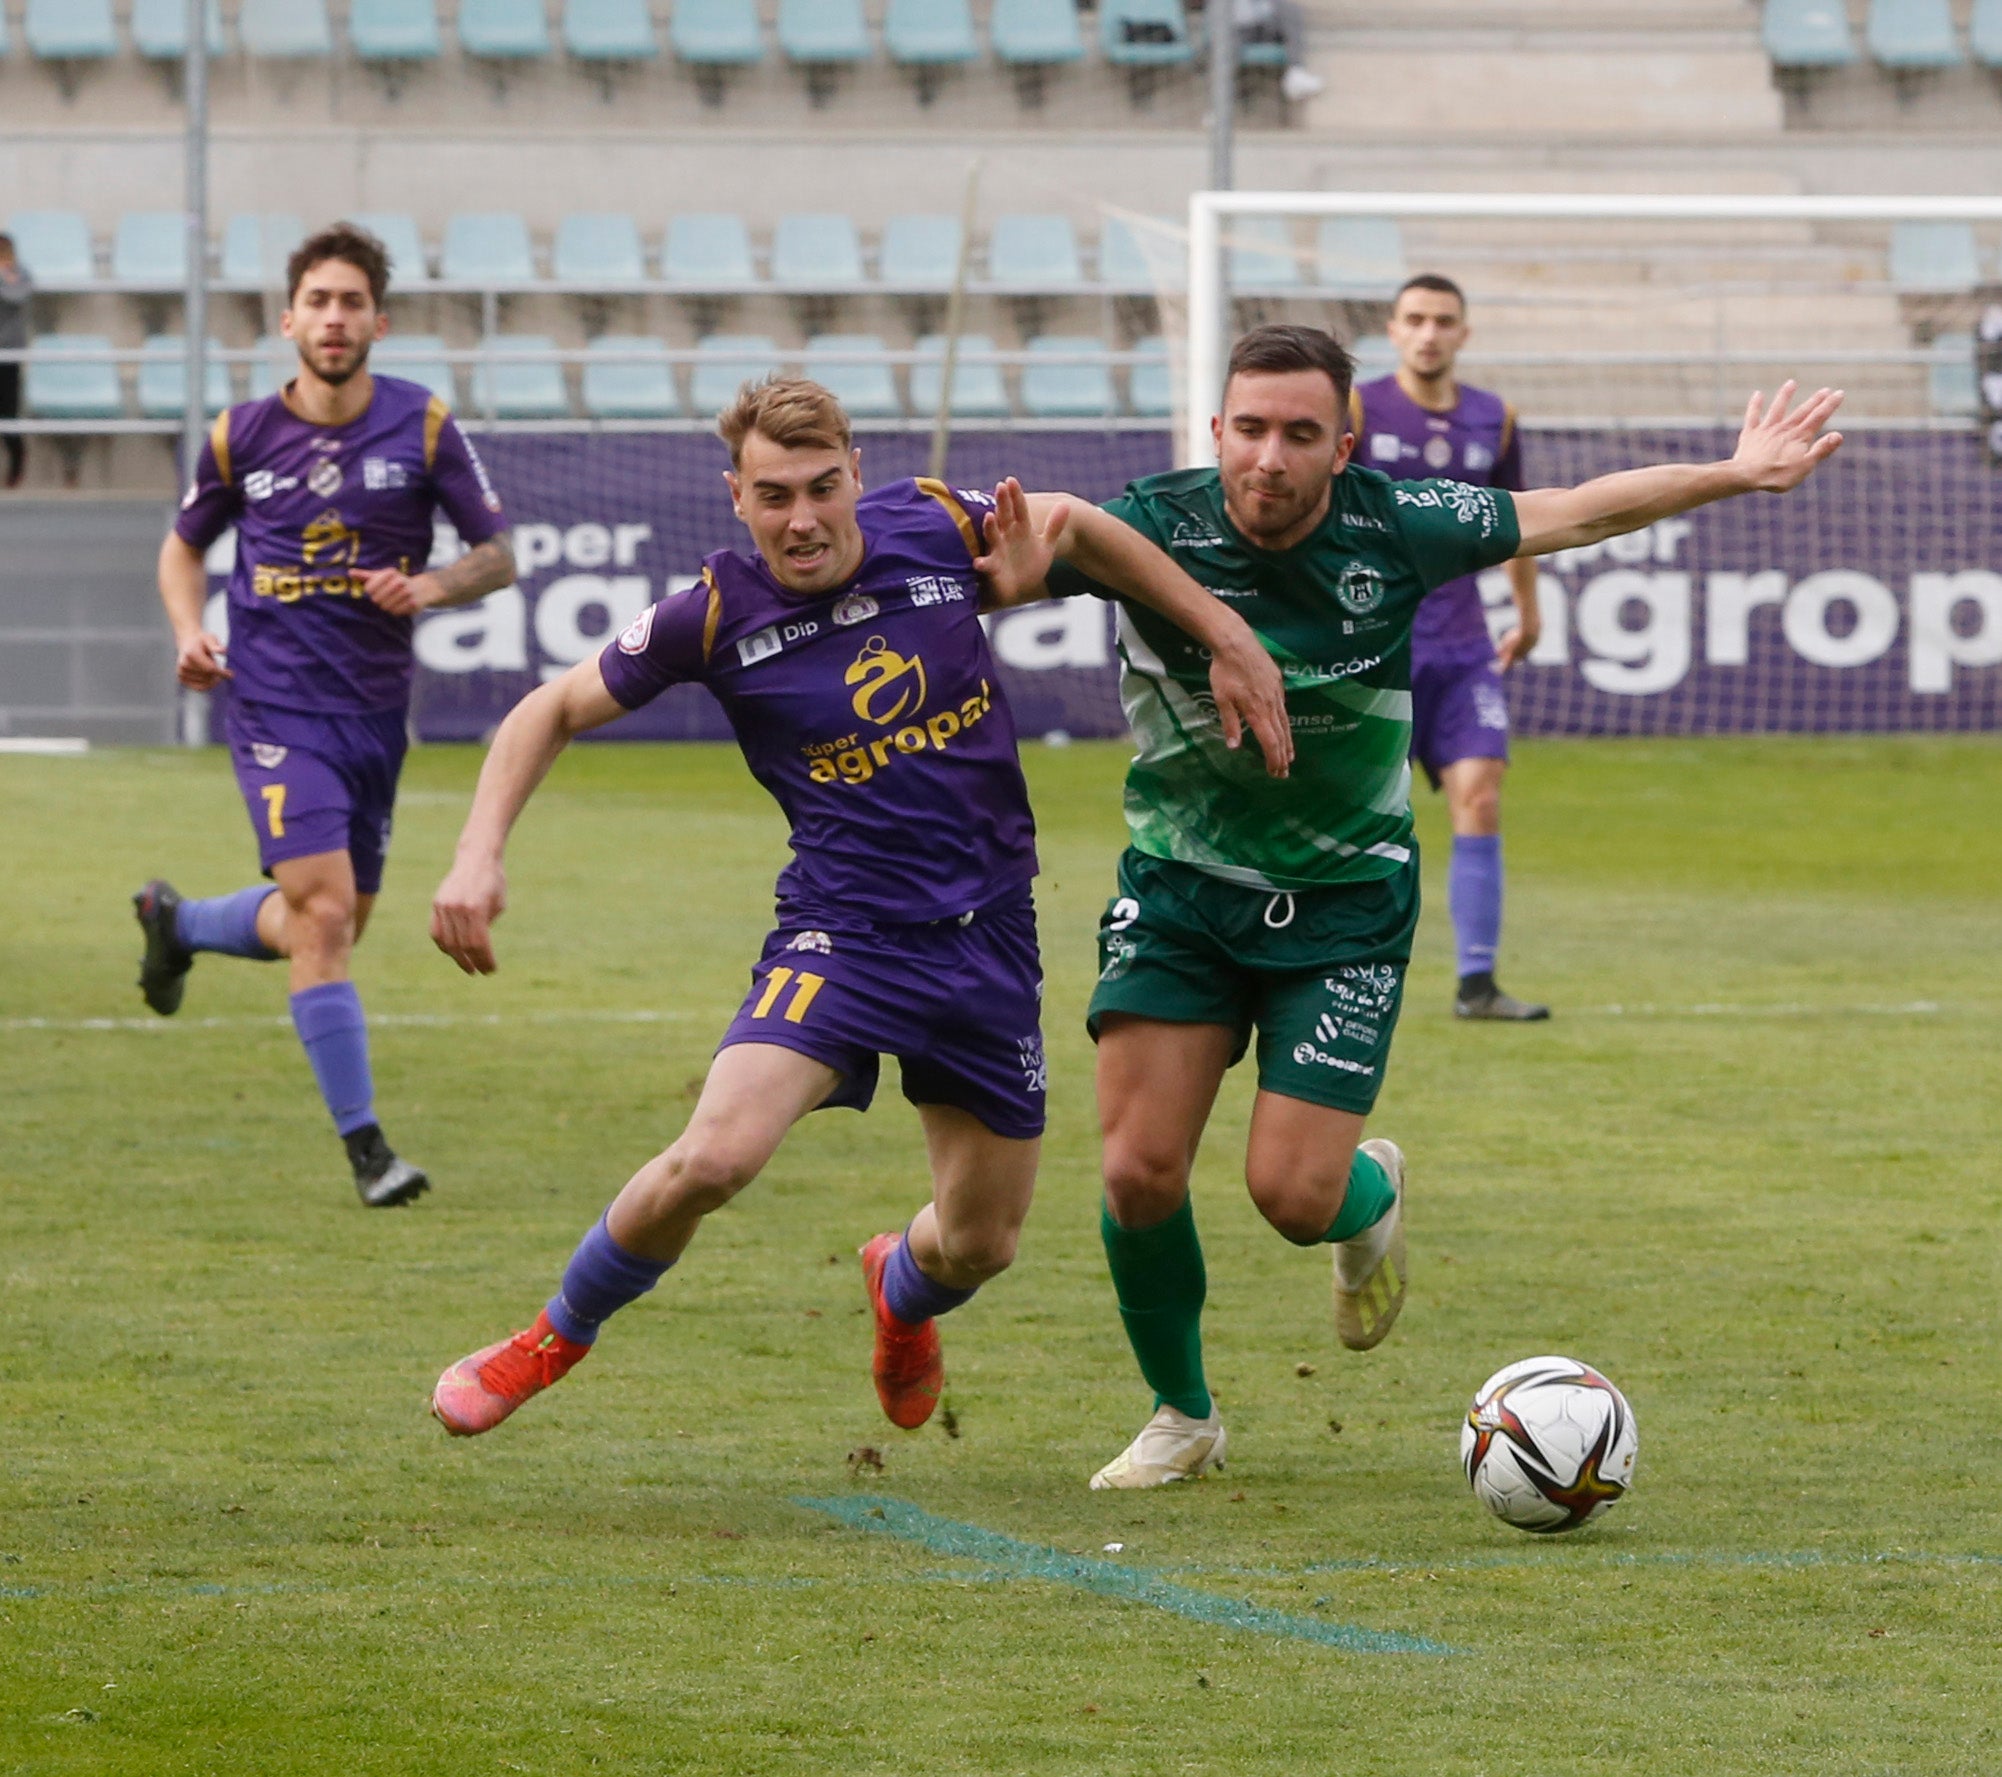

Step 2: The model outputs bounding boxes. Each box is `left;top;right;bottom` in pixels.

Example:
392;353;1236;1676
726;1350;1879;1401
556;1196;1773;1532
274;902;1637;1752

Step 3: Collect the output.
425;375;1292;1439
133;223;518;1206
1353;274;1549;1020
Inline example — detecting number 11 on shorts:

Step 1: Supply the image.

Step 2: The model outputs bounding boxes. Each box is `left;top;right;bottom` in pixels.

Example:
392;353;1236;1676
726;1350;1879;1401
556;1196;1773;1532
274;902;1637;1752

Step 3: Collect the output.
261;783;287;838
751;965;826;1024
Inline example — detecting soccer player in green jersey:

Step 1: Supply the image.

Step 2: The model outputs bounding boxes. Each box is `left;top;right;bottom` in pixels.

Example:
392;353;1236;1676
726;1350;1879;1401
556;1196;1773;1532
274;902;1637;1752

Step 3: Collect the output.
1048;324;1842;1487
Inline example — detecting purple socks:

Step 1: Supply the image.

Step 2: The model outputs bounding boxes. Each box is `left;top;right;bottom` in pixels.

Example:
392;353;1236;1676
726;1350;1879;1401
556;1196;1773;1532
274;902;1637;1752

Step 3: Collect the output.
289;982;376;1137
1449;834;1504;981
882;1232;975;1326
545;1216;673;1345
177;886;278;960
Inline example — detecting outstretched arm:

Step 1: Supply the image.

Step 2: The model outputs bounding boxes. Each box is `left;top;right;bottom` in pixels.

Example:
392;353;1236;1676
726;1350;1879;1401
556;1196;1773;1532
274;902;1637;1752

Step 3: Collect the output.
1512;383;1843;559
430;656;627;975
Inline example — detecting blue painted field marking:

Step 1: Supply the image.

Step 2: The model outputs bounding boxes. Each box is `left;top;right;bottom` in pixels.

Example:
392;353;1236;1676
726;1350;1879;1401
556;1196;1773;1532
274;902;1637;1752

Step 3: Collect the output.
794;1495;1458;1656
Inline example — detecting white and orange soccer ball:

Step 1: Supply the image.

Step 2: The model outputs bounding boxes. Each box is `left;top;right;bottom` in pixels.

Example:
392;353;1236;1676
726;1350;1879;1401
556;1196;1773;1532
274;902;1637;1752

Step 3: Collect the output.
1460;1356;1639;1533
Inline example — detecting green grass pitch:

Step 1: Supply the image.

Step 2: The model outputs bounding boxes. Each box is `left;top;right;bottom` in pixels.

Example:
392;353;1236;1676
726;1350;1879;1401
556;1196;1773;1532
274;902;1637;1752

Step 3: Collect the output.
3;735;2000;1774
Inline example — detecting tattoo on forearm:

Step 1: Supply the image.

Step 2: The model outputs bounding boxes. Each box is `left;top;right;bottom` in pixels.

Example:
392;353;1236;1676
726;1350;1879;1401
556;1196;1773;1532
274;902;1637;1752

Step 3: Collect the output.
432;537;516;605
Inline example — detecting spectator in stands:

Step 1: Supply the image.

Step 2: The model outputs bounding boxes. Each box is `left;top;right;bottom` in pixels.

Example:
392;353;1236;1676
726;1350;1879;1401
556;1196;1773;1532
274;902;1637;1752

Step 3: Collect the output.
0;233;30;490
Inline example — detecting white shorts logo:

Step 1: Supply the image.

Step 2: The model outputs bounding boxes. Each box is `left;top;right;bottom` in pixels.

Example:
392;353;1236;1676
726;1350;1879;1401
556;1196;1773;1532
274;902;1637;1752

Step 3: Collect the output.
251;743;289;769
785;930;834;955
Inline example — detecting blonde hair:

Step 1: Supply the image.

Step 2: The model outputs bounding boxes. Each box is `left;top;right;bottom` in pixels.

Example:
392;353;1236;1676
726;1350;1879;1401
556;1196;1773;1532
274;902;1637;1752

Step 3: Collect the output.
717;374;853;468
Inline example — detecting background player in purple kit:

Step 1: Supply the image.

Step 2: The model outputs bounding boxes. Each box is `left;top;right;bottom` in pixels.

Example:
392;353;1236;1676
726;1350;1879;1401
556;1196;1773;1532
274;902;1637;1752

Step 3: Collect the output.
134;223;518;1205
426;375;1290;1441
1353;274;1550;1021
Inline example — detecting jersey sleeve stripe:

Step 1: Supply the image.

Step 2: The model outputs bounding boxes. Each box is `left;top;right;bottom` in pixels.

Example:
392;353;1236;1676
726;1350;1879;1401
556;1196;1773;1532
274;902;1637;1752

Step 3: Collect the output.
1499;401;1518;457
423;394;450;473
915;477;981;562
700;565;722;663
1347;387;1366;435
209;410;233;486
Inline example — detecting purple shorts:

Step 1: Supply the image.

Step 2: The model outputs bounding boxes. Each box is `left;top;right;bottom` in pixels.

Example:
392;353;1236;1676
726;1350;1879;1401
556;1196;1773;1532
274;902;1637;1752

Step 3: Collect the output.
225;698;408;895
1410;655;1510;790
717;897;1046;1141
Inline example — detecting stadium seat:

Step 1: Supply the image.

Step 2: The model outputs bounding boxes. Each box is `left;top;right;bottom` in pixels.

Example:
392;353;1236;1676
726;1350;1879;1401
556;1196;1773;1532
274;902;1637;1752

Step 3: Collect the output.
1315;218;1407;297
351;0;443;63
1762;0;1858;66
239;0;333;58
5;211;96;288
910;334;1010;418
375;335;457;406
470;335;569;419
805;334;902;419
458;0;551;58
220;213;306;289
1350;333;1397;381
987;214;1084;290
879;214;964;292
566;0;657;59
136;337;232;420
581;336;681;418
1889;221;1980;292
1022;335;1115;419
1099;0;1193;67
778;0;871;99
1866;0;1962;69
692;335;781;414
992;0;1084;67
1927;333;1979;417
25;336;123;421
24;0;117;61
672;0;764;65
441;212;537;286
662;214;757;289
247;334;295;400
1227;217;1301;291
554;212;646;285
112;213;188;290
771;215;866;291
350;212;430;284
1128;335;1173;417
131;0;225;58
886;0;978;100
1974;0;2002;65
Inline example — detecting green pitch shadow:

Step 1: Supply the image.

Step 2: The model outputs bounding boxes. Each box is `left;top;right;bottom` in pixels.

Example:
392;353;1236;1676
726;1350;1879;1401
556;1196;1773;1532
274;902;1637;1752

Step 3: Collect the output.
795;1495;1460;1656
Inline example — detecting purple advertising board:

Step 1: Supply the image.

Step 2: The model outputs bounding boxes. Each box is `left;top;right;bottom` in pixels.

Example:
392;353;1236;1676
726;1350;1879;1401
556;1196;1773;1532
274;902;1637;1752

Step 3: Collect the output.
198;427;2001;739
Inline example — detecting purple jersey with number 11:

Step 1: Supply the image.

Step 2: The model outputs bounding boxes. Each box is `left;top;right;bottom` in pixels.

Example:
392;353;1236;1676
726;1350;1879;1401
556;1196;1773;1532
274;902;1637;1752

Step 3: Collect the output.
598;477;1038;926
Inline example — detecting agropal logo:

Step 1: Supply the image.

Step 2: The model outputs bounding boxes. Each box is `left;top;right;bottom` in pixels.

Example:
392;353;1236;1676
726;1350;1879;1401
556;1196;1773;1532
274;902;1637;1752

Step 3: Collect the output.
845;635;928;725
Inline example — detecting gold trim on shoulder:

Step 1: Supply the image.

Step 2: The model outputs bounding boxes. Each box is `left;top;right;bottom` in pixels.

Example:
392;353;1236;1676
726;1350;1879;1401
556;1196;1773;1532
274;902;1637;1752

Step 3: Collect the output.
915;476;981;562
423;394;450;472
700;565;722;663
209;410;233;486
1346;386;1366;435
1499;401;1519;459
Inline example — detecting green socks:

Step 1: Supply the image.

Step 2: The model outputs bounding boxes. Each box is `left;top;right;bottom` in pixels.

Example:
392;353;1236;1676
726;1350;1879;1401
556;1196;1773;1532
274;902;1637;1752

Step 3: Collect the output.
1100;1196;1213;1421
1320;1146;1395;1245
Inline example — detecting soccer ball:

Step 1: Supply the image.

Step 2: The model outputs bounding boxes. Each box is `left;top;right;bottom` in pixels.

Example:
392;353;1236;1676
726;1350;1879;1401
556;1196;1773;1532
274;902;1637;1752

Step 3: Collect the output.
1459;1356;1638;1534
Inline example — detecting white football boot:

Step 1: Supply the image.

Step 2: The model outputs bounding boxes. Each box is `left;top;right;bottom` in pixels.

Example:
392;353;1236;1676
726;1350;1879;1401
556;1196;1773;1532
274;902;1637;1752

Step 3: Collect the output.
1332;1137;1407;1351
1089;1405;1228;1491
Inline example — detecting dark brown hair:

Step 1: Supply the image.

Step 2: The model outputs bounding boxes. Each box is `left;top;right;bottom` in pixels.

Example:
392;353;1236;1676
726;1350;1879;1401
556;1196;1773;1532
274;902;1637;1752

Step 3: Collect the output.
1225;323;1357;410
1393;272;1467;313
286;221;392;308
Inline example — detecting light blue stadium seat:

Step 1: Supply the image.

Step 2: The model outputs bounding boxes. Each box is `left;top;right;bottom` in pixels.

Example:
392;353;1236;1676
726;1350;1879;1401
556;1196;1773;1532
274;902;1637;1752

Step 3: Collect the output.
662;214;757;288
375;334;457;405
566;0;656;59
1889;221;1980;292
221;213;306;288
6;211;96;287
1975;0;2002;64
992;0;1084;65
581;336;681;418
1022;335;1114;419
441;212;537;285
1315;217;1406;296
25;0;117;60
1927;333;1979;417
26;336;123;420
352;0;442;61
471;335;569;418
247;334;294;400
1227;217;1300;291
879;215;963;291
350;212;430;284
132;0;225;58
778;0;870;64
1099;214;1183;292
911;334;1010;418
987;214;1083;290
1762;0;1858;66
112;212;188;289
1867;0;1962;69
772;215;866;290
137;337;232;420
692;335;781;414
673;0;763;64
1350;333;1397;381
805;334;901;419
886;0;978;66
239;0;332;57
1128;335;1173;417
459;0;551;57
554;212;645;284
1100;0;1193;66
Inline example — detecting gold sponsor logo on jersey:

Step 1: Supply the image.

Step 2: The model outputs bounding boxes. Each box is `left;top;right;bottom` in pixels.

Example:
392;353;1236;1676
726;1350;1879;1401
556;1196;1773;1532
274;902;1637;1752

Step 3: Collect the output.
844;635;928;726
254;512;371;605
800;679;995;786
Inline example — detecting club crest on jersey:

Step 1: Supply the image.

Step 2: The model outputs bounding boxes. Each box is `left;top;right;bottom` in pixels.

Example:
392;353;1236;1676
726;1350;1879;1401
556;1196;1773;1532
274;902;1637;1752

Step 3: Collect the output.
845;635;927;725
832;592;880;627
307;458;343;498
618;605;656;654
251;743;289;769
1335;562;1386;616
1423;436;1455;471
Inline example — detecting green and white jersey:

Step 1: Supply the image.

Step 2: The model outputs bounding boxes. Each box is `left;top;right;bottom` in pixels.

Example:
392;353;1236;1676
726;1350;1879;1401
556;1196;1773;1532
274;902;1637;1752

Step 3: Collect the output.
1070;463;1519;891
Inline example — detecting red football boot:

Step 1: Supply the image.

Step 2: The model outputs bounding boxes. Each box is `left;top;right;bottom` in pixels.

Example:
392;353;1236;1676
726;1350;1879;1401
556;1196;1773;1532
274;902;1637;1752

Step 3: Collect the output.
859;1233;944;1430
431;1310;591;1437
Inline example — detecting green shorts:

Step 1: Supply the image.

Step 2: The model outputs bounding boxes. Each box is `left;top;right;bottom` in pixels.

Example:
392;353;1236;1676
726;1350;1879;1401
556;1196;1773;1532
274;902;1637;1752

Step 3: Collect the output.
1086;848;1420;1115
